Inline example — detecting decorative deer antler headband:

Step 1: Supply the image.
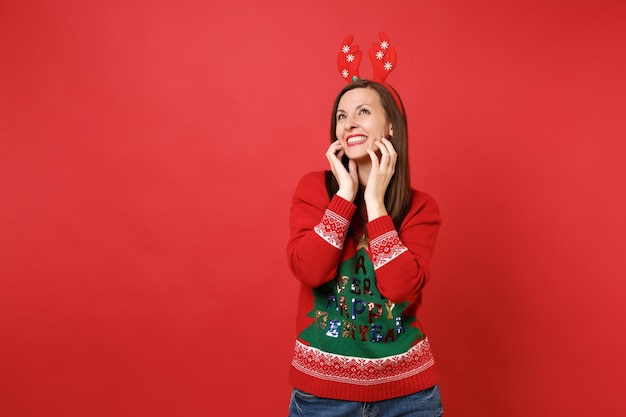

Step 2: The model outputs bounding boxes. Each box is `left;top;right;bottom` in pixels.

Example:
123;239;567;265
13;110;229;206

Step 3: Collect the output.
337;31;403;114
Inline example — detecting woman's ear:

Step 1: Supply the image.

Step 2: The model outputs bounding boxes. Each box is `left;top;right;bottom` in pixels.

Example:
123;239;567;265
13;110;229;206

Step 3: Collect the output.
389;125;393;138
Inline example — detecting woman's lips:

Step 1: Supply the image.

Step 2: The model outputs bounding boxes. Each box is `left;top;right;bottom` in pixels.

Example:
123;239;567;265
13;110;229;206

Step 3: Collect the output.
346;135;367;146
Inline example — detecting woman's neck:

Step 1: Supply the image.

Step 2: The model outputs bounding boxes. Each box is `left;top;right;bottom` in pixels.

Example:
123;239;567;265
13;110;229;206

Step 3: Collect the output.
356;161;372;186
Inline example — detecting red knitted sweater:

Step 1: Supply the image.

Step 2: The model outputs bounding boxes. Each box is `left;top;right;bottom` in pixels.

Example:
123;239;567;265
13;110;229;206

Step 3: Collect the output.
287;171;443;402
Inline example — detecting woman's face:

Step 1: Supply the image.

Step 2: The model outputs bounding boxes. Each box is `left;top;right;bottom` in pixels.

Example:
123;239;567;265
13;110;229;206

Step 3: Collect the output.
335;87;392;162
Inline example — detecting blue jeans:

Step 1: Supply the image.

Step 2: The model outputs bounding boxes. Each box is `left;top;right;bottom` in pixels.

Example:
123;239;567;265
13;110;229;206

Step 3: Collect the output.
287;385;443;417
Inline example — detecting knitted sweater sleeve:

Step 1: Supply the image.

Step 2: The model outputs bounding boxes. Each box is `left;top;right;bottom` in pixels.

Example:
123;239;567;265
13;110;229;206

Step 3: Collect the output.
366;191;442;304
287;172;357;288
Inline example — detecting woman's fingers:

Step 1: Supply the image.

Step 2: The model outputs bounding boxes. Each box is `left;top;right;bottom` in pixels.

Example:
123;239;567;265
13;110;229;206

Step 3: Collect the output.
326;140;342;160
369;138;396;175
327;140;357;201
326;141;345;172
379;137;397;172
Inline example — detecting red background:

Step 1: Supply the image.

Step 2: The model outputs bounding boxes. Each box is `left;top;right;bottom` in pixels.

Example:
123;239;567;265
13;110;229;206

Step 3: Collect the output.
1;1;625;416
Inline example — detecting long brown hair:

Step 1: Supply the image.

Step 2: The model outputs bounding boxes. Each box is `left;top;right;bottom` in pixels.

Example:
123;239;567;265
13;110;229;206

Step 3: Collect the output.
326;80;412;230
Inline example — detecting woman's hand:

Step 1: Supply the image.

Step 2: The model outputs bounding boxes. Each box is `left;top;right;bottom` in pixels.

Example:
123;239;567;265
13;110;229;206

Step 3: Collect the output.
326;140;358;202
364;137;397;220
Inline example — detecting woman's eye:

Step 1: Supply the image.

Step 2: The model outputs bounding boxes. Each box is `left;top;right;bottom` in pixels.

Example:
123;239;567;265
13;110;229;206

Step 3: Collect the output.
359;108;370;114
337;114;346;120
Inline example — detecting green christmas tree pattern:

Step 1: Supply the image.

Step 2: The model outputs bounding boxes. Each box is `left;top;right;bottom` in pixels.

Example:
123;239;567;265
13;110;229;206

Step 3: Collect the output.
299;248;423;358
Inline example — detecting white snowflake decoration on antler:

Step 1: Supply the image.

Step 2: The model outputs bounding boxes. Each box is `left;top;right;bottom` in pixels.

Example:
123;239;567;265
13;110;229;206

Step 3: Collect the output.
336;32;402;113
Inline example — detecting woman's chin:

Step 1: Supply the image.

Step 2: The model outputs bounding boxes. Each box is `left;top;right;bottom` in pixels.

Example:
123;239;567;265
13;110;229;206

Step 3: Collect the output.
347;154;370;164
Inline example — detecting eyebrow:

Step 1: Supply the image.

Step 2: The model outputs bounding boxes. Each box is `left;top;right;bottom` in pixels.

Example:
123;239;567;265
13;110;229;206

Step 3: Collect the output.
336;103;370;113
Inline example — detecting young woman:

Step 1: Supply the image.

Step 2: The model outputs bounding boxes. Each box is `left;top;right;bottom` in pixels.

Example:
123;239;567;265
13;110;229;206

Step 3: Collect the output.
286;78;444;417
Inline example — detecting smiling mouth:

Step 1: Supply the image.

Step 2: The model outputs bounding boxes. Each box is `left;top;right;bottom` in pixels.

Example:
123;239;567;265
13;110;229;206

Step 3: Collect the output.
347;136;367;146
